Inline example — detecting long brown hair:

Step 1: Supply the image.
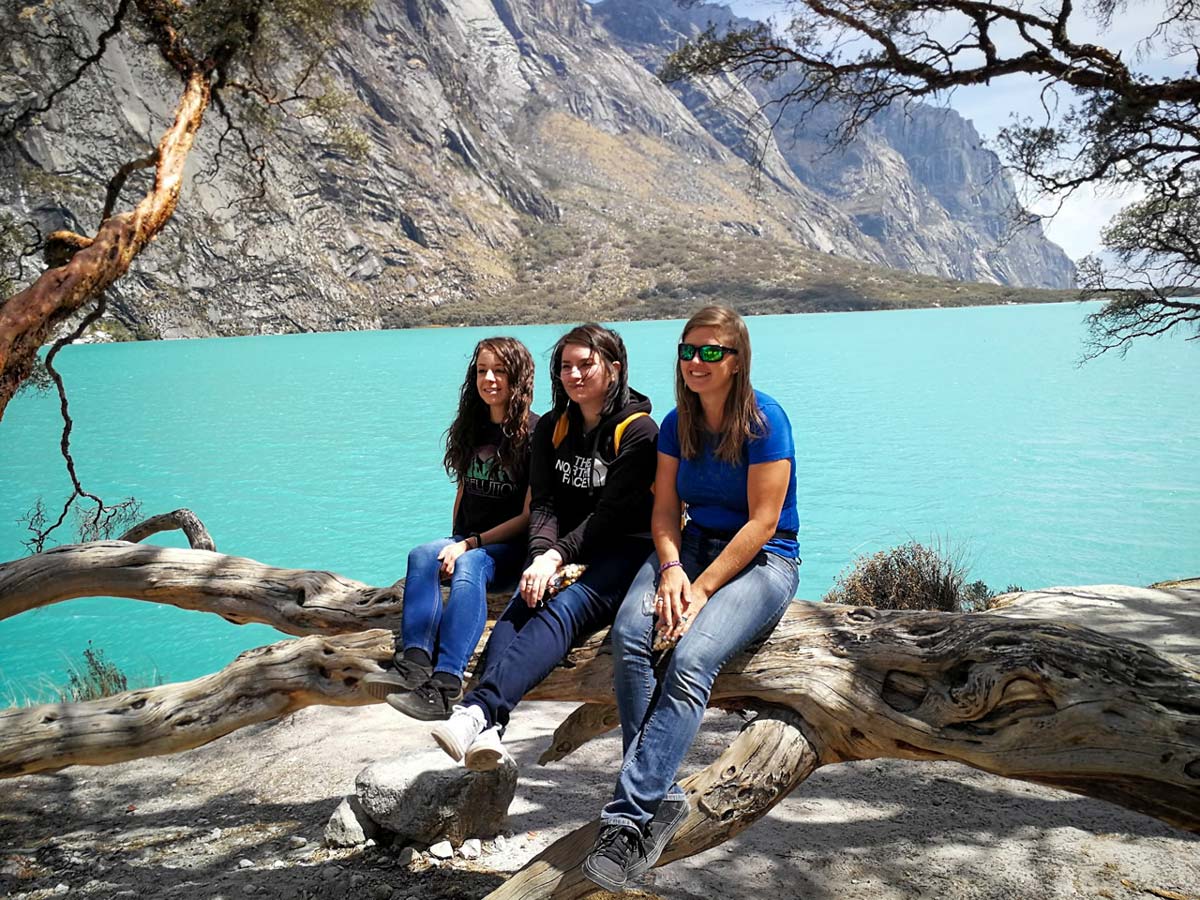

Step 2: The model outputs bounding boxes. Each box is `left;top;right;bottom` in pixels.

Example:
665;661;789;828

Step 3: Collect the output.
549;323;631;419
444;337;535;480
675;306;765;463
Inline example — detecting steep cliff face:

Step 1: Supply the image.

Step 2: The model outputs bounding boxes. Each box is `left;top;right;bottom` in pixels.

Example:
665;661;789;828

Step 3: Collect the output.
592;0;1075;288
0;0;1072;341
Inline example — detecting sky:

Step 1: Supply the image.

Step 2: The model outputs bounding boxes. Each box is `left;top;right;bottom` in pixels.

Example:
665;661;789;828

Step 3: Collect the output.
722;0;1190;262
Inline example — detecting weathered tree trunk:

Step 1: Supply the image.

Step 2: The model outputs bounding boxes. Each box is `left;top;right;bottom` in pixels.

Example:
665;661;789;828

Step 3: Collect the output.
1;540;1197;897
489;708;819;900
0;66;210;419
0;631;391;778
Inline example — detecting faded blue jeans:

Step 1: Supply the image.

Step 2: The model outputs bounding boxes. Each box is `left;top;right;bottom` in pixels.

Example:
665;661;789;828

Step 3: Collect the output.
601;527;799;831
401;537;524;680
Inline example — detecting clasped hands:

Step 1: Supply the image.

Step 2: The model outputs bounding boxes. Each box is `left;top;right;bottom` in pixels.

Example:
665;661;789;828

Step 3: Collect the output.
653;565;708;642
519;550;563;607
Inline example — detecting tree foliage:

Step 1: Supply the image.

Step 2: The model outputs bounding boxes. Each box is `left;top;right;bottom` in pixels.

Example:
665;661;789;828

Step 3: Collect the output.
0;0;369;547
662;0;1200;356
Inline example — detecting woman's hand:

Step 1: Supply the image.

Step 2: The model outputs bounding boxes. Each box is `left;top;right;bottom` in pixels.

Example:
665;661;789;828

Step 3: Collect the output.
654;565;692;636
520;551;561;607
438;540;471;576
670;582;709;640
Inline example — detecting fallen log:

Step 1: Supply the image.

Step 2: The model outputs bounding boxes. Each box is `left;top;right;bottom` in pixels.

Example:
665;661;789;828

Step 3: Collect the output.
2;540;1198;898
0;540;514;633
0;630;393;778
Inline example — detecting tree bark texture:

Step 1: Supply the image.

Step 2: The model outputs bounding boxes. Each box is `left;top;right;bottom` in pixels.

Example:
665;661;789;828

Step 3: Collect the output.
119;508;216;551
1;541;1196;838
0;69;210;420
486;708;820;900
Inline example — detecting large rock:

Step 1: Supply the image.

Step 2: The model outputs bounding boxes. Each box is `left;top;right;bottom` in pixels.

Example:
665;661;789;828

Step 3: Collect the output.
325;796;381;848
356;750;517;845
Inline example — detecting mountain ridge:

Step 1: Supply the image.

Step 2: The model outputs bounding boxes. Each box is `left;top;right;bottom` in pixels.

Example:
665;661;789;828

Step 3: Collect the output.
0;0;1075;340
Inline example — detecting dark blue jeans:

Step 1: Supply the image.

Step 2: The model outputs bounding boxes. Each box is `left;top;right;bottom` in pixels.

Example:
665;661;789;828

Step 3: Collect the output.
464;537;653;730
601;528;799;831
401;536;524;680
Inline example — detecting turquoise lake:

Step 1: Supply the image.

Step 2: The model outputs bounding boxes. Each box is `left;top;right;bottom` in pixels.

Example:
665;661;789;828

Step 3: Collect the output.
1;302;1197;703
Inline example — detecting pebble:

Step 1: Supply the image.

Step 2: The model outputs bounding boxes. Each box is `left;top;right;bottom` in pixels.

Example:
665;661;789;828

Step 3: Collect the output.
492;834;508;852
237;859;254;869
320;867;341;881
394;847;415;867
52;886;70;896
243;886;258;896
350;874;367;888
459;838;481;860
287;836;308;849
428;840;454;860
370;883;393;900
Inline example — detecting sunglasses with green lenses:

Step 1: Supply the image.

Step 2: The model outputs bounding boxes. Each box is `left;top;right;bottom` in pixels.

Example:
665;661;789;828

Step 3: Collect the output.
678;343;738;363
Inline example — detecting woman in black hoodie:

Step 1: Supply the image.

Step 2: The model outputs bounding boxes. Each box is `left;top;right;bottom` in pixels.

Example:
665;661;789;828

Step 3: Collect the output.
431;323;658;770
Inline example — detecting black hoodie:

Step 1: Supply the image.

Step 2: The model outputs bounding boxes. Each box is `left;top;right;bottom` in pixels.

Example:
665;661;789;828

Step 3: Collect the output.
526;389;658;564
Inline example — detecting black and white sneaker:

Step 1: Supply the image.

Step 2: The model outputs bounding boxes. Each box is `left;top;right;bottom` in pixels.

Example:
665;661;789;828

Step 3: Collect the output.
361;652;433;701
582;823;648;893
385;678;463;721
630;796;689;878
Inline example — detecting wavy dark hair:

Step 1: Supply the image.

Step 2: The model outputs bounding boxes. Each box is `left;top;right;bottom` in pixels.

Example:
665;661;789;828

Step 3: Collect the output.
444;337;535;481
549;323;630;419
675;305;765;463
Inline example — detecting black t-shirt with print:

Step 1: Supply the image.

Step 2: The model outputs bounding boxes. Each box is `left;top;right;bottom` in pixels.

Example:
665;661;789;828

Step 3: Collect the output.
452;415;538;537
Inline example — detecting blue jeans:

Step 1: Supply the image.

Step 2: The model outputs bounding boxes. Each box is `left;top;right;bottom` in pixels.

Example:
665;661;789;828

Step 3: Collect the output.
464;537;653;730
401;536;524;680
601;528;799;831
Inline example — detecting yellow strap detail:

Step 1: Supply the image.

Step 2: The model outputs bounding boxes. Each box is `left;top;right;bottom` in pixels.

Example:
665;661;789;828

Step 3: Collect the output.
552;414;570;448
554;410;649;451
613;411;650;454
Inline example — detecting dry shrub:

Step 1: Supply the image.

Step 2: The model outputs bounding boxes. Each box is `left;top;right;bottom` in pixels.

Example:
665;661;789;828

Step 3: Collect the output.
60;642;130;702
824;541;981;612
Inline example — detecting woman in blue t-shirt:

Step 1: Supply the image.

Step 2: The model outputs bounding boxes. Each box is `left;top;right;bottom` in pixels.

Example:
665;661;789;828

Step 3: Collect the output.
583;305;801;894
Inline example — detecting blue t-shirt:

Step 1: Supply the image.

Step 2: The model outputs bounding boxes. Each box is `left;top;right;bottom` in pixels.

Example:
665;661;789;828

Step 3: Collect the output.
658;390;800;559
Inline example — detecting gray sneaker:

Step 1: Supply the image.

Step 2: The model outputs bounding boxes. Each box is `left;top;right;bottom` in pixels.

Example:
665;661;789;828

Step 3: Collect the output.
582;823;647;893
630;796;689;878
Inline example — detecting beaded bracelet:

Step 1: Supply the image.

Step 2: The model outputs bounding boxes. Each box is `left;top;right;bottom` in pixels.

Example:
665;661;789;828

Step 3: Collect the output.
658;560;683;575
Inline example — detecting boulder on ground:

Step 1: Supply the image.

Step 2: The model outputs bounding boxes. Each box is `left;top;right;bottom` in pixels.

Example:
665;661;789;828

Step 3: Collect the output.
324;795;381;847
355;749;517;845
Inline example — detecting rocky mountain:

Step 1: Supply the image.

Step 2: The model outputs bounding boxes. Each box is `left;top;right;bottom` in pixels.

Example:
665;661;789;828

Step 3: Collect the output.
592;0;1075;288
0;0;1074;340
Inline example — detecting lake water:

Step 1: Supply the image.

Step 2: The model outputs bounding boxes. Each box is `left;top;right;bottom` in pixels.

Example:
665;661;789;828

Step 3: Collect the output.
1;302;1197;702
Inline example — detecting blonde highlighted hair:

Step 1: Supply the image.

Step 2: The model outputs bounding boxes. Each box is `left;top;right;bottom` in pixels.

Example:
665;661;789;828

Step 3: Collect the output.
675;306;765;463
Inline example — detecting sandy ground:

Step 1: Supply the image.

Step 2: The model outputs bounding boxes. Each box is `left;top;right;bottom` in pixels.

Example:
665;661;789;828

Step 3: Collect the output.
2;697;1197;900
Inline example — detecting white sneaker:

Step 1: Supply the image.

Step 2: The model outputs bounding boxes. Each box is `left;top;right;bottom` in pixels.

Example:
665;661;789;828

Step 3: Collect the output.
431;704;486;762
464;725;514;771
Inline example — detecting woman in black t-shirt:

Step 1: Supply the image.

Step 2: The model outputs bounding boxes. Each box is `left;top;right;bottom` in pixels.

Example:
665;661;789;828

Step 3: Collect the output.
364;337;537;719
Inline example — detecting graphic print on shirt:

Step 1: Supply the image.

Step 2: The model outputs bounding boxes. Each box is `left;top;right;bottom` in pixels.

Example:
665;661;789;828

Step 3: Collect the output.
554;454;608;490
463;444;517;499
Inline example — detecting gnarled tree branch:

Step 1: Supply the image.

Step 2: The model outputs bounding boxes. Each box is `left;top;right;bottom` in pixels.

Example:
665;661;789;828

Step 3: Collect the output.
0;542;1196;839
